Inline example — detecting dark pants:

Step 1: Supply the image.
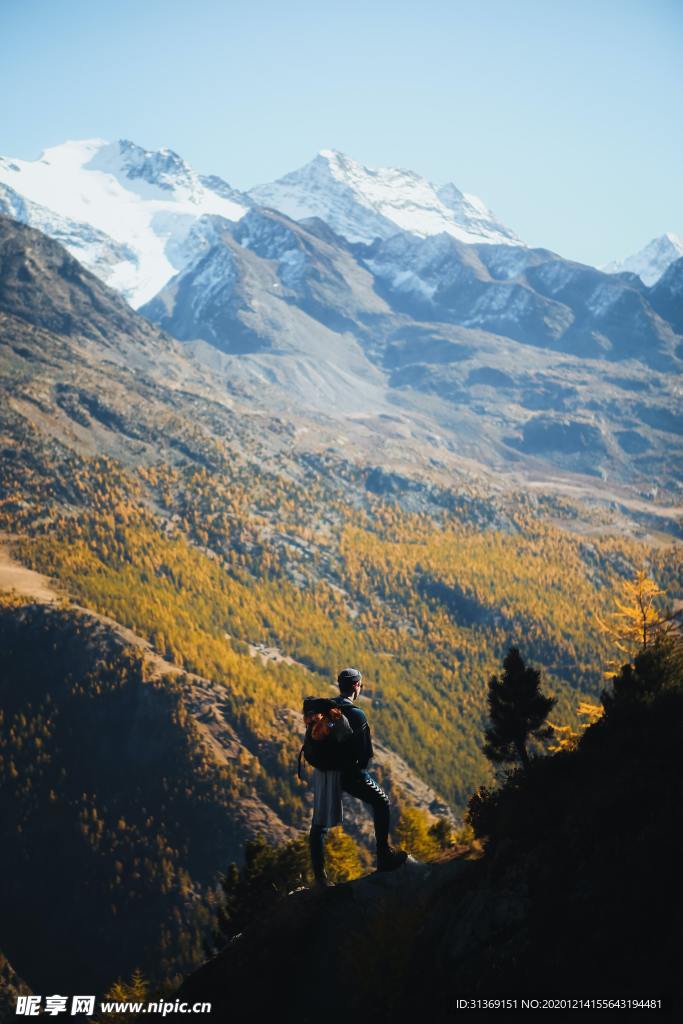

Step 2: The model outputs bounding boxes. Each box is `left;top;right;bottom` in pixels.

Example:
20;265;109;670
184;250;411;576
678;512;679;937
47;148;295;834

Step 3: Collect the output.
310;769;390;878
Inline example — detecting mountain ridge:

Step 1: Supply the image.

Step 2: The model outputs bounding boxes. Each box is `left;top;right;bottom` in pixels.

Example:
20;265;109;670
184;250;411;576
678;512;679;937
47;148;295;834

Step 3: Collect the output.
136;208;683;495
4;137;682;309
0;139;520;309
248;147;521;246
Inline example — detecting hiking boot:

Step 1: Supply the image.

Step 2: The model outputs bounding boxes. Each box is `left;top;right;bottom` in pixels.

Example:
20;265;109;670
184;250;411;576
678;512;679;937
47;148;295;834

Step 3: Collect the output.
376;845;408;872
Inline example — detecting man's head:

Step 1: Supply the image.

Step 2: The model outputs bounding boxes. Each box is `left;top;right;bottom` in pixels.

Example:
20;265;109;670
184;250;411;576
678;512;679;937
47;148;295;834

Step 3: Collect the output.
337;667;363;700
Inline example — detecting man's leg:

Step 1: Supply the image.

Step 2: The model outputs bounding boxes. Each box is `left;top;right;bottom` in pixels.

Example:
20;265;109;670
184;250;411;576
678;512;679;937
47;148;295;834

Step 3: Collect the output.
341;769;391;851
341;769;407;870
309;823;328;882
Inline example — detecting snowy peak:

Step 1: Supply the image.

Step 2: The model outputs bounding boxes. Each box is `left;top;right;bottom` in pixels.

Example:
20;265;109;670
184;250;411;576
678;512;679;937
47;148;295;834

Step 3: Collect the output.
87;139;200;197
0;139;250;306
602;232;683;286
248;149;522;247
119;140;194;188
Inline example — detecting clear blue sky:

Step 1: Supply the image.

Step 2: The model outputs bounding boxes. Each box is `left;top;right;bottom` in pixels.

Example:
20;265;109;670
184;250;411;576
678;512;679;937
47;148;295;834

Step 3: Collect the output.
2;0;681;265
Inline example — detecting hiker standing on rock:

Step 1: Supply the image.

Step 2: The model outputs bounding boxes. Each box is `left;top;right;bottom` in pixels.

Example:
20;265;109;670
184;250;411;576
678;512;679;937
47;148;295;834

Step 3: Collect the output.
300;667;407;886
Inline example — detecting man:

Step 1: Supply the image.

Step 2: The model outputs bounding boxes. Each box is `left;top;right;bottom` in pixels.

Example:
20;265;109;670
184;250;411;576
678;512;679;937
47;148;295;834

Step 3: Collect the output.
309;667;407;885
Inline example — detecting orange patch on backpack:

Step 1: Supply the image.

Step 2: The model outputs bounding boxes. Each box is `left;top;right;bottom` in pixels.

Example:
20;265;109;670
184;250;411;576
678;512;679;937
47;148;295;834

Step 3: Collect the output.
304;706;343;742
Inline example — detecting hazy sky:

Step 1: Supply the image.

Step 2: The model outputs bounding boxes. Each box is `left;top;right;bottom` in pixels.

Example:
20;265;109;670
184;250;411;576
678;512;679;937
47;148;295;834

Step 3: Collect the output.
2;0;682;265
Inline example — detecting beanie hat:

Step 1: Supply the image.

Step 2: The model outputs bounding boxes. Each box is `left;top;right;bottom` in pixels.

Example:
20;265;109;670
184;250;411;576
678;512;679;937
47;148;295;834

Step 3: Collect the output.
337;667;362;692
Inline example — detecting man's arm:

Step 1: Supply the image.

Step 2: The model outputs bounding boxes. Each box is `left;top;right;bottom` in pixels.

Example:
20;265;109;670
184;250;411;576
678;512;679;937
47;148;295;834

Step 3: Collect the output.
341;705;373;768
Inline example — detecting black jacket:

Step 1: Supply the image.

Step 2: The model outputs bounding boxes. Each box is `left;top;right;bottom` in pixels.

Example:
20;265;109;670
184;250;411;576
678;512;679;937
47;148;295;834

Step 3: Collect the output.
333;695;374;771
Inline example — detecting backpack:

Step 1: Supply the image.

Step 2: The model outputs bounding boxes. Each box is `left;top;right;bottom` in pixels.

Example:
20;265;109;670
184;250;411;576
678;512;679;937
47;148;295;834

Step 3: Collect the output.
297;696;354;778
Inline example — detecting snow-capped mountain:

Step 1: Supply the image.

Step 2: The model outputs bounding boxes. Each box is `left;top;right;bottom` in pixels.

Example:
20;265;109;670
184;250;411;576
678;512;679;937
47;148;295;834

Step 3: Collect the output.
0;181;138;286
0;139;250;306
0;139;523;307
602;233;683;286
248;149;522;247
135;198;679;381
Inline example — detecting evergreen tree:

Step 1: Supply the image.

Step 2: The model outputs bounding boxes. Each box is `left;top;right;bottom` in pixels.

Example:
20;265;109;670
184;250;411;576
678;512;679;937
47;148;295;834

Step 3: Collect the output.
602;637;683;718
484;647;555;769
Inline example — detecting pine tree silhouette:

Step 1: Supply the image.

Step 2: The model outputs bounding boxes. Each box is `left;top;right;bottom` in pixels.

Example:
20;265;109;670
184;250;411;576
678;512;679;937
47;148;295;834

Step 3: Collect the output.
484;647;555;769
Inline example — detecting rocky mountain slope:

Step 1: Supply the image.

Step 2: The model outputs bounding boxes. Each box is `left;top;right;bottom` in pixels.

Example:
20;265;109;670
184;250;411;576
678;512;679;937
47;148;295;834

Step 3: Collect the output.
649;257;683;337
139;207;683;495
